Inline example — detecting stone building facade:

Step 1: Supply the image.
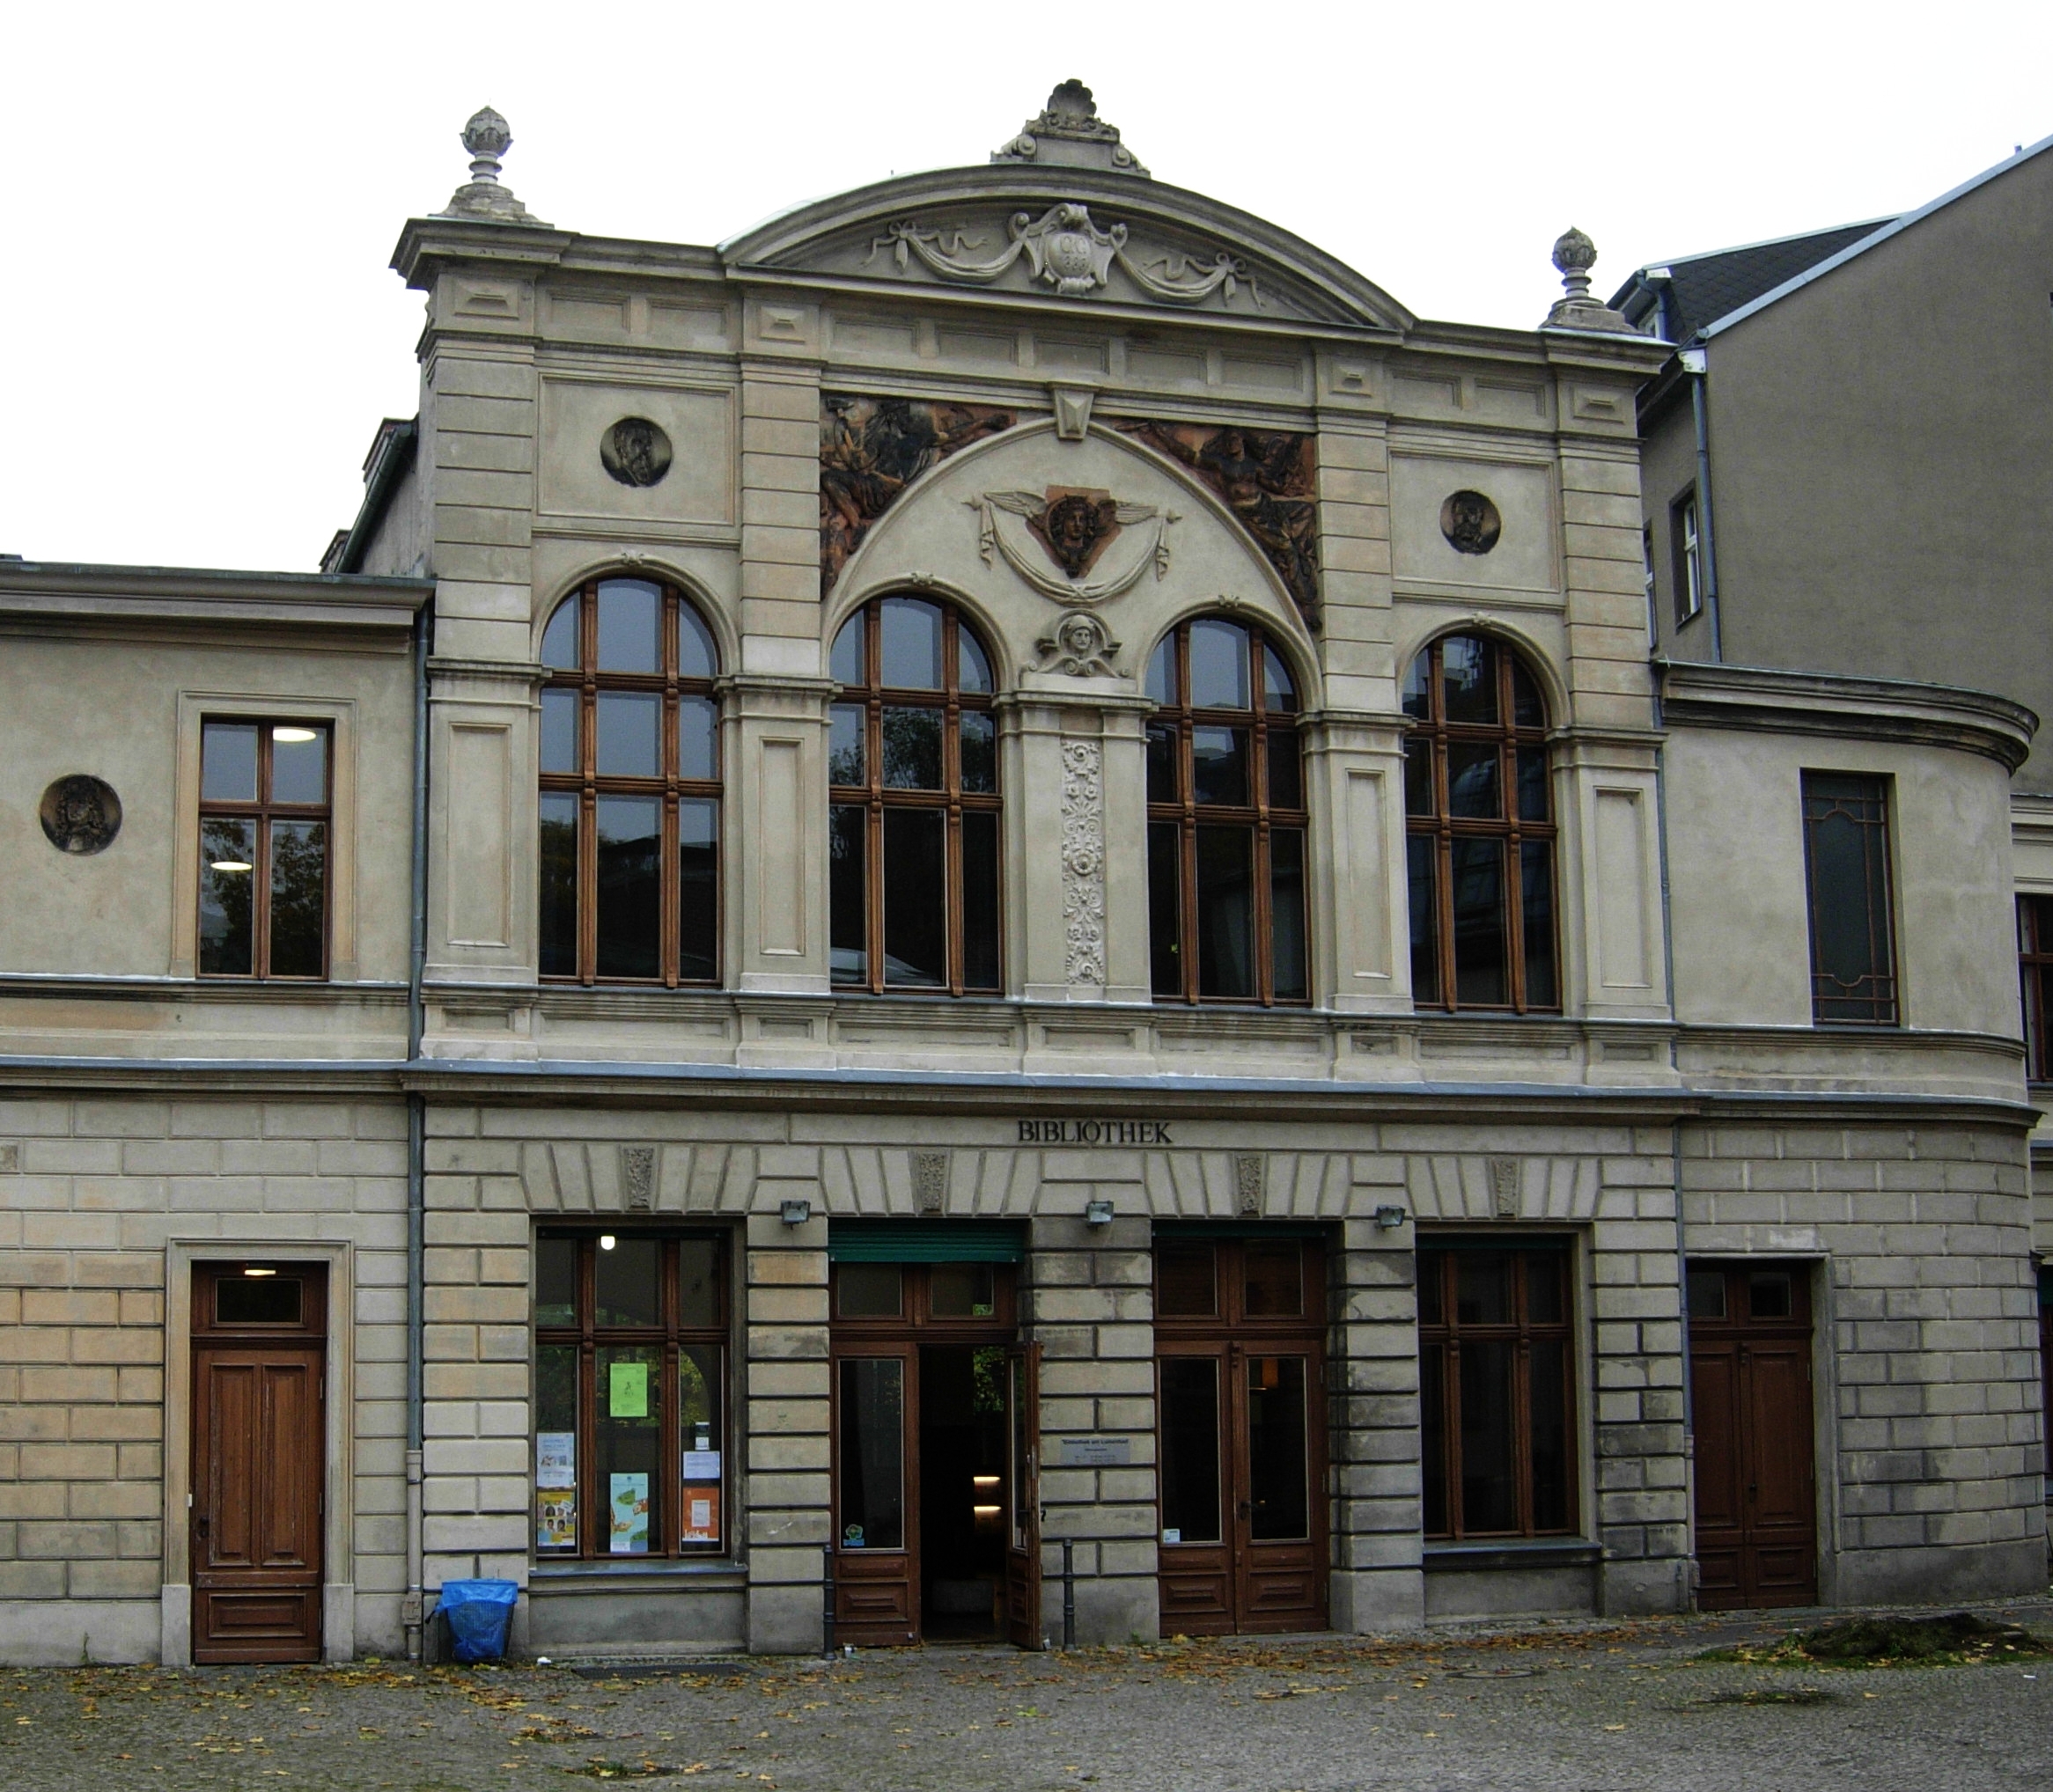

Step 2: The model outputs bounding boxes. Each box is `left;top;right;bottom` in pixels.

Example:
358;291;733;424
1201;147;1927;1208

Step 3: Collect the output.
0;88;2044;1665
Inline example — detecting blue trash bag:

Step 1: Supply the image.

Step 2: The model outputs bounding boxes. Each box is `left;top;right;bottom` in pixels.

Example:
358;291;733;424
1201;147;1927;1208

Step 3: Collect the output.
436;1579;519;1663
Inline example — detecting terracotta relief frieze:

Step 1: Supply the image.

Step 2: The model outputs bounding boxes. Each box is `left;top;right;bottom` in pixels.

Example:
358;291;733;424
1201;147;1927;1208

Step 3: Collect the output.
820;393;1015;591
1117;421;1321;629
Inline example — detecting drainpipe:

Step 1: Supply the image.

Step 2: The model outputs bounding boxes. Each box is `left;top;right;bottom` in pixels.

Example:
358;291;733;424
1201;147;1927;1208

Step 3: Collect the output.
1678;346;1724;663
1649;675;1696;1610
404;597;432;1659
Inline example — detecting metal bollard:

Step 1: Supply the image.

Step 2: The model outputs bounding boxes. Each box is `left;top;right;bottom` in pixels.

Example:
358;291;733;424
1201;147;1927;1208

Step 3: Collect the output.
822;1543;836;1660
1061;1539;1075;1650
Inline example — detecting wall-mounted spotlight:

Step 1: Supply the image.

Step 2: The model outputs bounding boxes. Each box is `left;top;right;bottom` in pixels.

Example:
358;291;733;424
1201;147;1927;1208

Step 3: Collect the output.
780;1198;813;1227
1084;1200;1115;1228
1373;1205;1409;1230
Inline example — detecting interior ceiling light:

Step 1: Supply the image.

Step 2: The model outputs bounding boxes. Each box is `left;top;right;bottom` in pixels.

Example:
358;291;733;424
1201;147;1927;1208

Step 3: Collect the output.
272;725;317;742
599;1234;617;1251
971;1475;1000;1487
210;860;253;872
972;1505;1001;1517
242;1267;277;1277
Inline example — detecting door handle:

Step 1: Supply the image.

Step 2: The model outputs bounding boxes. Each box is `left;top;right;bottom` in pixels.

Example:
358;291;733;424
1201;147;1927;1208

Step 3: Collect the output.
195;1515;210;1537
1237;1501;1252;1519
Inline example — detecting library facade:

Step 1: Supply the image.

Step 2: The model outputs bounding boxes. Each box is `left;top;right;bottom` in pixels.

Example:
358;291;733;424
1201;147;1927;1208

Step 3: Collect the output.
0;88;2045;1664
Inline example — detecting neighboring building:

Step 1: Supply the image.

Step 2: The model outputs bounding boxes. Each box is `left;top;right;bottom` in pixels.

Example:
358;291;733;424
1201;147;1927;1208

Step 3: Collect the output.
1613;134;2053;1547
1;87;2045;1668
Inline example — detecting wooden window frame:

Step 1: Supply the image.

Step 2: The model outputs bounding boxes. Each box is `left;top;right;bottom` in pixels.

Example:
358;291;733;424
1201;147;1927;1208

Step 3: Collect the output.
1800;771;1899;1026
1417;1242;1578;1542
2020;897;2053;1081
828;1261;1019;1333
828;594;1003;997
1402;635;1559;1014
1144;616;1308;1007
1671;489;1703;626
539;577;722;987
197;718;332;981
533;1226;731;1563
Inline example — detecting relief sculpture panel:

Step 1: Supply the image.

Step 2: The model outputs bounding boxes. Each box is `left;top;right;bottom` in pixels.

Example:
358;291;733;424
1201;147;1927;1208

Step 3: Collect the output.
820;393;1015;591
1118;422;1321;629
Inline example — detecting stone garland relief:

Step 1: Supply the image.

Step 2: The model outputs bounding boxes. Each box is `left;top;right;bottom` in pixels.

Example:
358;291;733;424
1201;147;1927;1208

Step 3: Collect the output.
1116;421;1321;629
867;201;1257;309
820;394;1016;590
1060;739;1107;985
970;485;1173;605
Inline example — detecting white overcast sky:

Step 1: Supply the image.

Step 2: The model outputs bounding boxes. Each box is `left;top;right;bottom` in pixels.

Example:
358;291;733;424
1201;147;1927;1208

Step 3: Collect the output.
3;0;2047;572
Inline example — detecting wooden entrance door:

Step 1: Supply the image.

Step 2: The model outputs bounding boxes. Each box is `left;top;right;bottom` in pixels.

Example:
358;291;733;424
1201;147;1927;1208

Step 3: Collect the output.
1688;1260;1816;1610
1004;1341;1041;1649
1156;1238;1328;1635
190;1263;327;1663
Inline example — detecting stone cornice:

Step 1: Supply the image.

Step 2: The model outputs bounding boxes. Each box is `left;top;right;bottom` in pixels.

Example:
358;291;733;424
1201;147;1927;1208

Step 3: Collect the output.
0;562;431;636
1657;658;2038;771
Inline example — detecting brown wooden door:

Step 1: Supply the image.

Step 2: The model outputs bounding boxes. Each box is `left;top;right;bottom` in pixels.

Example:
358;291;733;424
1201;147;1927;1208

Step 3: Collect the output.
1004;1341;1041;1649
1156;1238;1328;1636
191;1264;327;1663
1688;1261;1816;1610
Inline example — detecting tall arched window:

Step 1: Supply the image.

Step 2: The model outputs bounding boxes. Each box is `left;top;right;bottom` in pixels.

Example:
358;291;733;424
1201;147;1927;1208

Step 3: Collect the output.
828;594;1000;994
1145;615;1307;1005
1402;633;1557;1012
538;577;721;984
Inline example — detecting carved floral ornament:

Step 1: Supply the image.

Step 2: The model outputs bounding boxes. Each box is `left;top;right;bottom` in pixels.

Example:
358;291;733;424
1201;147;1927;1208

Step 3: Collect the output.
970;486;1174;605
869;202;1258;309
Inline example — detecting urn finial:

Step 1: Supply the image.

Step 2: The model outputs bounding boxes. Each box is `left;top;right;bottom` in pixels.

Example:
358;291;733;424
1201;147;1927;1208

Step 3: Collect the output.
435;105;548;226
1542;224;1632;333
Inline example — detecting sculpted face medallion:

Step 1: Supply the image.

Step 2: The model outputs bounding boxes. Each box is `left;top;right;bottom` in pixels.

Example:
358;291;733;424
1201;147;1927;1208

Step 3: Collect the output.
40;775;121;855
600;416;674;488
1027;488;1122;579
1440;488;1502;554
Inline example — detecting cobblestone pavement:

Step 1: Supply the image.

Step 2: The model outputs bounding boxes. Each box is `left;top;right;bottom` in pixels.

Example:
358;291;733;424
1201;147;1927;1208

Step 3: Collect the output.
3;1601;2049;1792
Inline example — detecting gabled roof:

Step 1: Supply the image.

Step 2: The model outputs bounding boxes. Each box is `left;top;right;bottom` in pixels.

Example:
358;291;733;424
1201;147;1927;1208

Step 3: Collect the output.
1609;219;1895;341
1612;129;2053;344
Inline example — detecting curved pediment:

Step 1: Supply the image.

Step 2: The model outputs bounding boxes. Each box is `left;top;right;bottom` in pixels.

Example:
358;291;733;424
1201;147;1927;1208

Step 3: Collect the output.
723;165;1415;332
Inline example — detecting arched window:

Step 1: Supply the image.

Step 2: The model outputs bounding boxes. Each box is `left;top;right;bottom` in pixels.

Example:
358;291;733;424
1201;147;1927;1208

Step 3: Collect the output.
1402;634;1557;1012
828;595;1000;994
1144;616;1307;1004
537;577;721;984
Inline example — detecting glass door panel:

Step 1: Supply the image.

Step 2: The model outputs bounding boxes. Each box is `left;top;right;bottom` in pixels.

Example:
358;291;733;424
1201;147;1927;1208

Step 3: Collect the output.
1159;1357;1223;1545
838;1357;905;1553
1245;1356;1308;1541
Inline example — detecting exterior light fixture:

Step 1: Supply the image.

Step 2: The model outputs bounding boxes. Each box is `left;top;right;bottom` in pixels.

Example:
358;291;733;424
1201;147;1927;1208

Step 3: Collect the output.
780;1199;812;1226
1374;1205;1408;1230
1085;1200;1115;1227
598;1233;617;1252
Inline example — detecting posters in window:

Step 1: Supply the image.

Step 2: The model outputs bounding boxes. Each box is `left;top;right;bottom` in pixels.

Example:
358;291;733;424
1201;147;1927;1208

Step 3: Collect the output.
609;1473;651;1553
536;1491;577;1552
536;1432;576;1489
608;1361;649;1419
680;1483;721;1546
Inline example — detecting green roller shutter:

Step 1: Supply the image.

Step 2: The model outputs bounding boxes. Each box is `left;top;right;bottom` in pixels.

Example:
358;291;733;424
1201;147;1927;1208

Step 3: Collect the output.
827;1220;1026;1264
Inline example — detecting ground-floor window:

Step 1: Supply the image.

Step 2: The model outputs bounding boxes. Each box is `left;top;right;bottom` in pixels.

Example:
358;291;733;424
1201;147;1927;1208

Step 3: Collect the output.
1417;1241;1577;1539
2040;1264;2052;1480
533;1228;728;1559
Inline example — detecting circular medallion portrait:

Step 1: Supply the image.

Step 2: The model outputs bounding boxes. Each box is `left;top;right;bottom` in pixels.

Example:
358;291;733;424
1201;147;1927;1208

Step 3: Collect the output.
600;416;673;488
1439;488;1503;555
40;775;122;855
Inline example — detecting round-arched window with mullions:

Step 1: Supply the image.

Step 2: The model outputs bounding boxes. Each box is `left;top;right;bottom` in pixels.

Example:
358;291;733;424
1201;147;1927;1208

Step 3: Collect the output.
828;594;1002;995
537;576;721;985
1402;633;1558;1012
1144;614;1307;1005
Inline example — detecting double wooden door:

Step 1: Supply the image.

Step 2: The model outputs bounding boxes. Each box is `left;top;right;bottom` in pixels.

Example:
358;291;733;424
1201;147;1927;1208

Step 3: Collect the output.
1156;1238;1328;1635
190;1263;327;1663
1688;1260;1817;1609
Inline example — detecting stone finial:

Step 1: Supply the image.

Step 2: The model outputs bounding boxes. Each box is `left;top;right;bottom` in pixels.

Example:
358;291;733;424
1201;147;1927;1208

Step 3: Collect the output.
435;105;549;225
1542;224;1632;334
992;78;1149;176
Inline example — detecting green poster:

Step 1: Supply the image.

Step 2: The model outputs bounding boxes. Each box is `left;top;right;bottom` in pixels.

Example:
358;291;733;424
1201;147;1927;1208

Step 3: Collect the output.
609;1360;649;1419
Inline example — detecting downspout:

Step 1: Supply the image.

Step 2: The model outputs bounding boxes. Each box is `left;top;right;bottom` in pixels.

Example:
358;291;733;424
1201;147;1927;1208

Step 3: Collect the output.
404;596;432;1659
1679;345;1724;663
1649;669;1696;1610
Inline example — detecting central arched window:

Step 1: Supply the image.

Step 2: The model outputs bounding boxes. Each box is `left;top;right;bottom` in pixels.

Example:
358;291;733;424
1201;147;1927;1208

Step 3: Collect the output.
538;577;721;984
1145;615;1307;1004
1402;633;1557;1012
828;595;1001;995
